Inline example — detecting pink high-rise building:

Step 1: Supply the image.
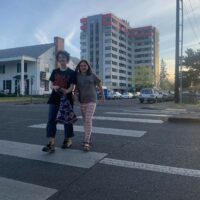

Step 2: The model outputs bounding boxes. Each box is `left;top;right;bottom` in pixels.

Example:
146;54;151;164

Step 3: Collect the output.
80;13;160;90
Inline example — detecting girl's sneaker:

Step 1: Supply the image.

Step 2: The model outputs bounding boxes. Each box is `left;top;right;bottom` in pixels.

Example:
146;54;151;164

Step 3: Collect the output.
83;142;90;152
42;143;55;153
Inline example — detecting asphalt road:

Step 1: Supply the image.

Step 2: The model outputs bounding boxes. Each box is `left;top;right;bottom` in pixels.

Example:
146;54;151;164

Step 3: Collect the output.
0;99;200;200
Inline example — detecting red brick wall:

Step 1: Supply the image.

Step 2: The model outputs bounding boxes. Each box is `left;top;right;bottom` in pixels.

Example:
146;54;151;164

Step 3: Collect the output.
54;37;64;68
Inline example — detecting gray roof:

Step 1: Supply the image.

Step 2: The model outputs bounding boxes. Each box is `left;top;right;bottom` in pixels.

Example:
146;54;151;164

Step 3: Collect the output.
0;43;54;59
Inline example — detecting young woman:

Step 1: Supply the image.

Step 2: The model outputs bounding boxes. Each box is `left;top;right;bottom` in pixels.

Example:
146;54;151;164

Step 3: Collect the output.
75;60;104;151
42;50;76;153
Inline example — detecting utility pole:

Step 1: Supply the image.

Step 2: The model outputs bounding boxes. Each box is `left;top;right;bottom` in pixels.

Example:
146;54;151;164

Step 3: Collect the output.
175;0;180;103
179;0;184;103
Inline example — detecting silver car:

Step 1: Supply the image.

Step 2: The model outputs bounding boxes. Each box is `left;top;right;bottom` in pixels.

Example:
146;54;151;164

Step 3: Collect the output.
139;88;163;103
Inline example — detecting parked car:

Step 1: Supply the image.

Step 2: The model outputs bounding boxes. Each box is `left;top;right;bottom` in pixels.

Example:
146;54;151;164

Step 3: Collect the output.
160;91;174;101
139;88;163;103
113;92;122;99
121;92;134;99
107;91;122;99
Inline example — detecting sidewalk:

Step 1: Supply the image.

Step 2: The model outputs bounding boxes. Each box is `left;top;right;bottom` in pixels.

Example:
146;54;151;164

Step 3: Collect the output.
147;102;200;123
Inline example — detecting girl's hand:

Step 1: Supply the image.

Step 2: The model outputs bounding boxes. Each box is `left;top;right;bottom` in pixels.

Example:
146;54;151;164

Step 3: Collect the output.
99;96;105;104
52;85;60;91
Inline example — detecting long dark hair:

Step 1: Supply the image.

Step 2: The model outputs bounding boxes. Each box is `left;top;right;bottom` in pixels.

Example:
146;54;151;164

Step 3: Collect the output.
75;60;93;75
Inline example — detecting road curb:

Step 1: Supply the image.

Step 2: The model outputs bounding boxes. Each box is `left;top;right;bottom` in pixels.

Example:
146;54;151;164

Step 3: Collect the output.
168;116;200;123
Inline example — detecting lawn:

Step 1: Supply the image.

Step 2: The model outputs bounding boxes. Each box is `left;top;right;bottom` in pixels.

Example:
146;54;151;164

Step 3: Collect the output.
0;96;48;103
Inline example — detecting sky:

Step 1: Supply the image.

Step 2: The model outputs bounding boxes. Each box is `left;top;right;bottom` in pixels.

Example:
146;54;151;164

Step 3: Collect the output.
0;0;200;80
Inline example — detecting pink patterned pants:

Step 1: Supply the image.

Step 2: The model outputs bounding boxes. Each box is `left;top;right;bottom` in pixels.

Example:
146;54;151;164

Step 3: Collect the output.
80;102;96;143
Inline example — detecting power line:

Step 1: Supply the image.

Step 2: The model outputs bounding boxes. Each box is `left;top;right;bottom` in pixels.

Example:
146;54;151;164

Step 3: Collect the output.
187;0;200;33
183;0;200;43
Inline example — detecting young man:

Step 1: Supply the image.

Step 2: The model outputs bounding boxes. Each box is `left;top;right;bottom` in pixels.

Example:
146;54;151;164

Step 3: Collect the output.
42;50;76;153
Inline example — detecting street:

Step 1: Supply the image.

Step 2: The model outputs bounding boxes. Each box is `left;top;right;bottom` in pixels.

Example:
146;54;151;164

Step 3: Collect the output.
1;100;200;200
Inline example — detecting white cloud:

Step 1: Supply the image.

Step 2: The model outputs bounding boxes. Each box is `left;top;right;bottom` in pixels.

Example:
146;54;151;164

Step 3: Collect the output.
65;30;80;55
34;29;50;44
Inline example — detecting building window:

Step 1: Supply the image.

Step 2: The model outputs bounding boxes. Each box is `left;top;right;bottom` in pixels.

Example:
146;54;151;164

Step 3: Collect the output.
105;60;111;64
24;63;27;72
112;54;118;59
119;70;126;74
112;25;118;32
112;39;117;45
112;61;118;65
119;76;126;80
105;53;111;57
17;63;21;73
105;39;111;43
112;18;117;24
17;63;27;73
112;32;117;38
105;75;111;79
112;47;118;52
120;83;126;87
0;65;5;74
128;72;132;75
105;46;111;50
3;80;12;93
44;81;49;91
112;82;117;86
112;68;118;72
112;75;118;79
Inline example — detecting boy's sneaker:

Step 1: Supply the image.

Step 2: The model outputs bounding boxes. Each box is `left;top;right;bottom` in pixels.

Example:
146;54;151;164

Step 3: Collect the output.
42;143;55;153
61;139;72;149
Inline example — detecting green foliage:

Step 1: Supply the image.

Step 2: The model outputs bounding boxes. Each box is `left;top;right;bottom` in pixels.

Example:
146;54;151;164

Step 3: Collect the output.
133;66;154;90
159;59;174;90
182;48;200;89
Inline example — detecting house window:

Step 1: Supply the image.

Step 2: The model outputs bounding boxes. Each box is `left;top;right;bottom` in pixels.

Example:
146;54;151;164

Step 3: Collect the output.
24;63;27;72
0;65;5;74
44;81;49;91
3;80;11;93
17;63;27;73
17;63;21;73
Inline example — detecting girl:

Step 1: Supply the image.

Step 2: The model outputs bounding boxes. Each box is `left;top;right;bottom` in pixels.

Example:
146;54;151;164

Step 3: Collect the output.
75;60;104;151
42;50;76;153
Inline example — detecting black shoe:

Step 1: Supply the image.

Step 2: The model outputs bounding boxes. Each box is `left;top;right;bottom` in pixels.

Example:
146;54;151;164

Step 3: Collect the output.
42;143;55;153
61;139;72;149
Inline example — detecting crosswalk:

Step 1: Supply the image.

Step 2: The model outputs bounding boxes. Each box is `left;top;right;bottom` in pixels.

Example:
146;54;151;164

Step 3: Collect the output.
1;107;198;199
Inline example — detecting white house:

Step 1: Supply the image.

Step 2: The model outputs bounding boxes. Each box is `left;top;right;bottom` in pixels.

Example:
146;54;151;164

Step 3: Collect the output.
0;37;79;95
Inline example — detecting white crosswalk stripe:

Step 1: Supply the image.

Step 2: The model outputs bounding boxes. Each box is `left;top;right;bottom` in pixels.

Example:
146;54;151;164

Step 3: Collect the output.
29;124;146;138
0;177;57;200
0;140;107;169
77;116;164;124
100;158;200;178
105;112;170;117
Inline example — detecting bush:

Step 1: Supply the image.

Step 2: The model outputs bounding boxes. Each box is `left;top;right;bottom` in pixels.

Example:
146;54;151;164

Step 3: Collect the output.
0;93;17;97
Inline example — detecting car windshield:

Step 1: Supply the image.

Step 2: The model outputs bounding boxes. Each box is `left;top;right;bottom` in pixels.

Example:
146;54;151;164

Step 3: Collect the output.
141;89;153;94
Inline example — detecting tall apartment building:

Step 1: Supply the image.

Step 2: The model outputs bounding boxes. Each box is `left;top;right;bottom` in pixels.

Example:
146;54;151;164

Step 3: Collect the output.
80;13;133;91
80;14;160;90
129;26;160;87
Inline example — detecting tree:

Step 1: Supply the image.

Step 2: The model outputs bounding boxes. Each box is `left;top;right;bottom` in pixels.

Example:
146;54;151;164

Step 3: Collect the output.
133;66;154;91
182;48;200;89
160;59;167;85
159;59;174;90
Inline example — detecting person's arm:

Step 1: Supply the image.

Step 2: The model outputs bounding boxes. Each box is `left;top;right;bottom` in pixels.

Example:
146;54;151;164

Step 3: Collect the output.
60;84;75;95
97;83;105;103
50;82;60;91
